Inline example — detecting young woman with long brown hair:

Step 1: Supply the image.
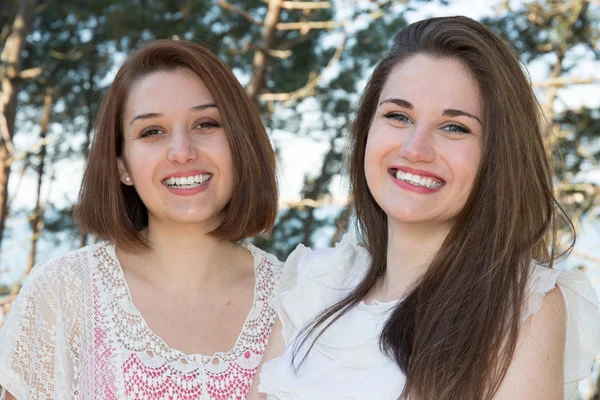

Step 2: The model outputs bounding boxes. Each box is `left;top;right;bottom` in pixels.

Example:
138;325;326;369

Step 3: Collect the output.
255;16;600;400
0;40;280;399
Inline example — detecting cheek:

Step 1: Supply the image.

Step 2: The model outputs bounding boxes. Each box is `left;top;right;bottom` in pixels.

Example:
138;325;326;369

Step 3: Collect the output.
448;141;481;193
215;137;235;185
364;132;381;188
127;148;154;177
364;127;385;165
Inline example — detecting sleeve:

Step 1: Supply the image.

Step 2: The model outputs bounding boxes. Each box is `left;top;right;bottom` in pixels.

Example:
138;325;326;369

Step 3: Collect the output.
259;234;372;399
524;265;600;399
0;258;81;399
274;243;336;346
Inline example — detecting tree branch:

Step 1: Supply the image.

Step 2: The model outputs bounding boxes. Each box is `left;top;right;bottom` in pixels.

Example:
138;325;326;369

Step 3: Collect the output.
217;0;263;26
281;1;331;9
276;20;346;31
18;66;44;79
571;249;600;265
246;0;284;103
247;42;292;59
259;35;345;103
6;136;57;166
280;195;349;210
558;181;600;195
0;293;17;306
534;76;600;88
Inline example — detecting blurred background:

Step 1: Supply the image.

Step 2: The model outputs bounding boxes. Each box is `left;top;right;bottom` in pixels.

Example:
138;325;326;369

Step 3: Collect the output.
0;0;599;397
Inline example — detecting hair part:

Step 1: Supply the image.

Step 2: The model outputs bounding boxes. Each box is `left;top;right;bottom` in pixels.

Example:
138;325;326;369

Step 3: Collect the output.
78;40;278;250
293;16;573;400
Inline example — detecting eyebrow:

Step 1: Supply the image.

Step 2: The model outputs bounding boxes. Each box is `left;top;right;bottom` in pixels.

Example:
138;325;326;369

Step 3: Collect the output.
129;103;218;125
379;98;483;126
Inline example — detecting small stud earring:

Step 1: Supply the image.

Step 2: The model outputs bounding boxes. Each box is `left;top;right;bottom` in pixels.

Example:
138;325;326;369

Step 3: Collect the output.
124;176;132;184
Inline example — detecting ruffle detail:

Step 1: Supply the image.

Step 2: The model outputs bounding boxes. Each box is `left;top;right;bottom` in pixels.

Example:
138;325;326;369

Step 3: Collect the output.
263;241;600;400
524;264;600;398
274;233;391;370
258;357;305;400
276;234;370;337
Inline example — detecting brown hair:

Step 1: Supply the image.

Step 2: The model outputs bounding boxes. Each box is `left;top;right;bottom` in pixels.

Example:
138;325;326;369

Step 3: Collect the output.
295;16;573;399
78;40;278;250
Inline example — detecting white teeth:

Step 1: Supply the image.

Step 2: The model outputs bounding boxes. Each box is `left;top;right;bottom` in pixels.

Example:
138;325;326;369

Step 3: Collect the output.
163;173;212;188
394;170;443;189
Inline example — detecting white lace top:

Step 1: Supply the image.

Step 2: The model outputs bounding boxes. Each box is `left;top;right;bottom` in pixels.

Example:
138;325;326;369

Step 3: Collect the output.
0;241;282;400
258;234;600;400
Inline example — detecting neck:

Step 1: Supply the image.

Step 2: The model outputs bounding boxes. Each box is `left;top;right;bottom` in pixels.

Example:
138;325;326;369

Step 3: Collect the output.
122;218;243;292
377;219;450;302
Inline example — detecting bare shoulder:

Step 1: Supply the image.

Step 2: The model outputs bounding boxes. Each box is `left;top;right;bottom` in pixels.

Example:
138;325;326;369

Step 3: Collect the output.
494;286;566;399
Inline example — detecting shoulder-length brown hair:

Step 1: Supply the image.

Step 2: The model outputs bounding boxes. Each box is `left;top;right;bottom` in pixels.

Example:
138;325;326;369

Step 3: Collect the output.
78;40;278;250
295;16;573;399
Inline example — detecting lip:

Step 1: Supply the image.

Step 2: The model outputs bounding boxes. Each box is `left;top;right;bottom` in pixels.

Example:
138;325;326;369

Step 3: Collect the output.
392;177;443;194
163;178;211;196
163;169;210;179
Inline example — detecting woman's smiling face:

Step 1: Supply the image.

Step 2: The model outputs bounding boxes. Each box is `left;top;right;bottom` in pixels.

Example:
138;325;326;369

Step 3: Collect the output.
118;68;234;229
365;54;483;228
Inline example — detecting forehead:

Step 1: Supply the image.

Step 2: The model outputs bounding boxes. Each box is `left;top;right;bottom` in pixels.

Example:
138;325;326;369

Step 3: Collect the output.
380;54;482;115
124;68;215;117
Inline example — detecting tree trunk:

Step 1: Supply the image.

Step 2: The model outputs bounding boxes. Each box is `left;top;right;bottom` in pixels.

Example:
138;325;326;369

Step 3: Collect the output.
592;367;600;400
246;0;284;103
26;87;53;275
0;0;38;251
79;66;96;248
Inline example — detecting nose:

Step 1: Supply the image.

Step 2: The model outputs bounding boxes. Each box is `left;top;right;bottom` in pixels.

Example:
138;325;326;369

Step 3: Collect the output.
398;125;435;163
167;128;198;164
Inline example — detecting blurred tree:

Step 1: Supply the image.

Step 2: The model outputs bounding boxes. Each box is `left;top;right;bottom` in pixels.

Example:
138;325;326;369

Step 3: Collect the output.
0;0;40;253
483;0;600;253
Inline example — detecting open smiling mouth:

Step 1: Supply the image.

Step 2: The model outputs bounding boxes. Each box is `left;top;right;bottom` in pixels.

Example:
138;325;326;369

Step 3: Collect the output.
389;169;445;190
162;173;213;189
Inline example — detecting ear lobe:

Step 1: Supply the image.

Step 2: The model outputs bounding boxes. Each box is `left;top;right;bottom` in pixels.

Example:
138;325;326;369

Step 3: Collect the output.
117;158;133;186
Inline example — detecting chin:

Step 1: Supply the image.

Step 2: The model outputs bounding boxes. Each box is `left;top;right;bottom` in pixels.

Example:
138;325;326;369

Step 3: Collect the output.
160;211;219;225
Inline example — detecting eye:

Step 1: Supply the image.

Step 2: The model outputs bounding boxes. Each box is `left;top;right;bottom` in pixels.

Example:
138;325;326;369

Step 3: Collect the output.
193;119;221;130
443;124;471;134
384;112;412;124
139;127;165;138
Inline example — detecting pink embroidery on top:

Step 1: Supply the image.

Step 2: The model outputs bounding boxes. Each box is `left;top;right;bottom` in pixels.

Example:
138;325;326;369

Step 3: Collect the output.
92;243;280;400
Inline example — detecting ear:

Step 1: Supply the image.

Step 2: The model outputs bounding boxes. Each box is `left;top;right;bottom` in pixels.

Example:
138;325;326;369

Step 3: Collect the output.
117;157;133;186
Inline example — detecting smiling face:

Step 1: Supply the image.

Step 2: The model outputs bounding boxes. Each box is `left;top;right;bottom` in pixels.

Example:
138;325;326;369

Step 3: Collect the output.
364;54;483;228
118;68;234;230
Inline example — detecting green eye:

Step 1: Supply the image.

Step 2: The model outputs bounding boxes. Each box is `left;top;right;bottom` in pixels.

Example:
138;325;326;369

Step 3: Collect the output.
444;124;470;134
384;112;411;123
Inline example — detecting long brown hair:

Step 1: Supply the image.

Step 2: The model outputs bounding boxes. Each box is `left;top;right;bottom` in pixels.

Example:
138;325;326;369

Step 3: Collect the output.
78;40;278;250
294;16;573;399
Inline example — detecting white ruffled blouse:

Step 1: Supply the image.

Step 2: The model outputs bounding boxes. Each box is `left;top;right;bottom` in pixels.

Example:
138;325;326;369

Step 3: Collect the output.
0;241;282;400
258;234;600;400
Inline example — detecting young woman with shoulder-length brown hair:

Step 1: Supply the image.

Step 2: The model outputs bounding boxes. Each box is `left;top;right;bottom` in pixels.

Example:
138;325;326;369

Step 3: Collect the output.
78;39;277;249
0;40;282;400
256;16;600;400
